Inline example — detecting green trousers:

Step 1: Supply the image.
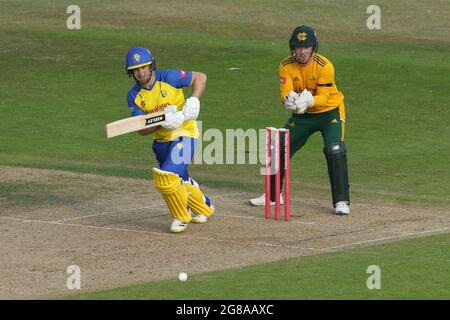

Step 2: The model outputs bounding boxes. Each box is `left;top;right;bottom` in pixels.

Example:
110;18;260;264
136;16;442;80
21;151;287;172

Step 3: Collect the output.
285;107;344;153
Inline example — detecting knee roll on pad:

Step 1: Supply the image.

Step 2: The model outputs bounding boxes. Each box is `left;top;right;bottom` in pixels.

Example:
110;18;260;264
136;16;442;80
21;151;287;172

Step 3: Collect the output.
185;178;214;217
152;168;191;223
324;142;350;206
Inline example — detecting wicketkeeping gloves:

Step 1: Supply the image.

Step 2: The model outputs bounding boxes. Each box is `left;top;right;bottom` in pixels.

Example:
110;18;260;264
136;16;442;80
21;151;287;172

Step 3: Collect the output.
284;91;299;112
182;96;200;120
162;105;185;130
293;89;315;114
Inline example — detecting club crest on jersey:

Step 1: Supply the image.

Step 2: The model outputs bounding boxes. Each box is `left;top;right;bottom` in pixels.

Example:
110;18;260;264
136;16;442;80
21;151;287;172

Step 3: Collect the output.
297;32;307;41
160;90;168;97
134;54;141;62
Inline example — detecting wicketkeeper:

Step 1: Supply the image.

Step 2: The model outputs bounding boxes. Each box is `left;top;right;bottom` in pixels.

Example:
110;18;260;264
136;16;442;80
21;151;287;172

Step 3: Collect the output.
125;47;214;232
250;25;350;215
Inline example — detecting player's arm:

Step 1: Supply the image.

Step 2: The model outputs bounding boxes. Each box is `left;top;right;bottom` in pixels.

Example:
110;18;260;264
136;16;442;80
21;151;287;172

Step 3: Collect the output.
313;63;335;107
189;72;207;99
182;71;207;120
279;65;300;112
279;65;294;102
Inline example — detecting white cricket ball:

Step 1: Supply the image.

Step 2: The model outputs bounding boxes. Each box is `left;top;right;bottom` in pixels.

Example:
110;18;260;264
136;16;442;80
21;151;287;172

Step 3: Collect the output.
178;272;188;282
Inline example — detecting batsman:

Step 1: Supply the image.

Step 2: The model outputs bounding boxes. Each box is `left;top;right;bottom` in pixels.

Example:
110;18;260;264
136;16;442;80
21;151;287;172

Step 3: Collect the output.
250;25;350;215
125;47;214;233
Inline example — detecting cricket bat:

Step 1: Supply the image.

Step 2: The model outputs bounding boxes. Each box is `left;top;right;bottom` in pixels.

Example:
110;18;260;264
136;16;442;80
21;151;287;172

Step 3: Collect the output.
105;111;165;139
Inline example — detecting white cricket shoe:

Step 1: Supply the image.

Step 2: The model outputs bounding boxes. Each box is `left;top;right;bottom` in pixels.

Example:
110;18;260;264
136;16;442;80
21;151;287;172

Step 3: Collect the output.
249;193;283;206
170;219;188;233
335;201;350;215
191;205;214;223
191;214;208;223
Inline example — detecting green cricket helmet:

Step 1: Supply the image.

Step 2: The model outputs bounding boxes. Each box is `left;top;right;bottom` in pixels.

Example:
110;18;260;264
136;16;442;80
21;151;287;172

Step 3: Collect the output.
289;25;319;52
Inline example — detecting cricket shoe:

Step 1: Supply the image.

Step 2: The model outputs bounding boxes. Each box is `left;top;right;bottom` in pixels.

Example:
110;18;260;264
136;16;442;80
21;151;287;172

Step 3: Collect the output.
170;219;188;233
249;193;283;206
191;205;215;224
335;201;350;215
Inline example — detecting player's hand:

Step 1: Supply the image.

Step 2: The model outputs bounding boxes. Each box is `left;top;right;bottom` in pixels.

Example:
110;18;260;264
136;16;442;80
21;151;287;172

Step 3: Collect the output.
182;97;200;120
162;105;185;130
294;89;314;114
284;91;298;112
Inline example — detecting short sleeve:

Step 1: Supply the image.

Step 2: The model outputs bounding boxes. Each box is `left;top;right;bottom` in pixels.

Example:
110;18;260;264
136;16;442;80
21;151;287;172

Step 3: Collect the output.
127;91;145;116
160;70;193;88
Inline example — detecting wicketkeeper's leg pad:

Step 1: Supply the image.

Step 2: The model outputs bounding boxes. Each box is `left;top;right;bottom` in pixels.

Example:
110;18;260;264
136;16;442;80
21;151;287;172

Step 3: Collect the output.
323;142;350;206
152;168;192;223
184;178;214;217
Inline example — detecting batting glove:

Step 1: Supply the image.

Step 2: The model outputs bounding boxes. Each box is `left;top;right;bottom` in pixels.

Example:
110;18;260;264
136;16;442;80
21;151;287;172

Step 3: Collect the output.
162;105;185;130
284;91;299;112
182;96;200;120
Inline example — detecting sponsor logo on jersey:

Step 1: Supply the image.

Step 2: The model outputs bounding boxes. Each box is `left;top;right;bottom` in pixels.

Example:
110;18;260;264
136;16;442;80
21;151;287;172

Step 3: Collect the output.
180;70;187;78
148;102;170;114
331;119;339;124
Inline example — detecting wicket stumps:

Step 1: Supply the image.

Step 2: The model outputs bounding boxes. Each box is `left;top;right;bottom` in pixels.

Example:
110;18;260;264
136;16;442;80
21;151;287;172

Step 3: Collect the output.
265;127;290;221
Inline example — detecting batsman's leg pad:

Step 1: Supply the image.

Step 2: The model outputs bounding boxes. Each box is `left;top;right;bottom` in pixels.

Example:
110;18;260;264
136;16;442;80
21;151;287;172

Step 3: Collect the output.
324;142;350;206
185;178;214;217
152;168;192;223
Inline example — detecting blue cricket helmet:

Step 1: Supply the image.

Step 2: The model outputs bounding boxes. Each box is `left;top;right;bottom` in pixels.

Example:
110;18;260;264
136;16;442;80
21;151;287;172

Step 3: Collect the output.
125;47;156;74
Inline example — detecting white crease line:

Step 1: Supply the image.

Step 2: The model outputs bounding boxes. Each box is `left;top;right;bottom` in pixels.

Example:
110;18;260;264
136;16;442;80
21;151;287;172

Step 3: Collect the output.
318;234;409;251
214;192;246;198
383;230;415;235
319;226;450;251
216;214;315;225
49;191;244;223
251;242;319;251
1;216;175;238
52;205;166;223
339;249;450;263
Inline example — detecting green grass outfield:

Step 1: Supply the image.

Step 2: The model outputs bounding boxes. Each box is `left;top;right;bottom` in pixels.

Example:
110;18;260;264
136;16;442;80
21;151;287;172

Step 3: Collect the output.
1;0;449;299
69;233;450;300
